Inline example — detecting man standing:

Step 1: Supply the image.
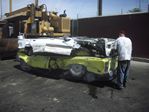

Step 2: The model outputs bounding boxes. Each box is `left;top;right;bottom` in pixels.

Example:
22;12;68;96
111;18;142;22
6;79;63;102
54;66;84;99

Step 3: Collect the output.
116;31;132;90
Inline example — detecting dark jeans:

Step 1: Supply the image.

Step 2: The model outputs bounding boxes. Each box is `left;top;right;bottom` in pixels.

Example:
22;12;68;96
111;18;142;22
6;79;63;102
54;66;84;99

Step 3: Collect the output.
117;60;130;87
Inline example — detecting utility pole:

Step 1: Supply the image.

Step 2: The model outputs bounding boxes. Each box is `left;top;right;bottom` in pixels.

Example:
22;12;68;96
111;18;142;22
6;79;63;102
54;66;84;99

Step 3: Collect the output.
98;0;102;16
0;0;2;18
35;0;38;7
9;0;12;16
139;0;141;10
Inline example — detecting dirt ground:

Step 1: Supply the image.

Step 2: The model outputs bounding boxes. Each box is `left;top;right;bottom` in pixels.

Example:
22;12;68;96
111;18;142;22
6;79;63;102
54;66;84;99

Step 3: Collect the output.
0;59;149;112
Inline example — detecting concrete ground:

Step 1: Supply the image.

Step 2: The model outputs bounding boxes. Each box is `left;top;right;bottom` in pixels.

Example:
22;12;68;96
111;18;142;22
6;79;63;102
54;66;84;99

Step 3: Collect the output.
0;60;149;112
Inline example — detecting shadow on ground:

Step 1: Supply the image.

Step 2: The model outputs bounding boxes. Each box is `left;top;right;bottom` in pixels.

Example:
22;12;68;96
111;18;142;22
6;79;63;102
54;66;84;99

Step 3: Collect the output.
14;64;118;99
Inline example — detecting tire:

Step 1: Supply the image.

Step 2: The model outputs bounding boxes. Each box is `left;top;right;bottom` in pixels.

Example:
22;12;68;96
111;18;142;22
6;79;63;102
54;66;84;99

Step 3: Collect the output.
20;59;31;71
69;64;86;78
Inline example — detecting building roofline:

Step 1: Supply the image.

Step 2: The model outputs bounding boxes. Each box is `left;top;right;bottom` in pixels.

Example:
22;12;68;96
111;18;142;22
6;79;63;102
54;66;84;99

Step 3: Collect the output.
74;12;149;20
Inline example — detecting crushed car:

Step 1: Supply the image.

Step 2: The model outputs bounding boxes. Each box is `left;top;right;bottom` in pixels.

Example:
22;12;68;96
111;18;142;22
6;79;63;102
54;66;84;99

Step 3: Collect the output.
17;34;118;82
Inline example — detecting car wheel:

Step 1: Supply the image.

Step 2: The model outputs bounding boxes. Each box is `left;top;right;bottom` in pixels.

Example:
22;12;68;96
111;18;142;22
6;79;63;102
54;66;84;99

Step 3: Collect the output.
69;64;86;78
20;59;31;71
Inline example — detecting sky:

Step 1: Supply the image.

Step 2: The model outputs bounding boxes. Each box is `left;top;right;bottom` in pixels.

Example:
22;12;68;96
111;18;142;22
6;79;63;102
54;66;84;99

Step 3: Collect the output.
0;0;149;19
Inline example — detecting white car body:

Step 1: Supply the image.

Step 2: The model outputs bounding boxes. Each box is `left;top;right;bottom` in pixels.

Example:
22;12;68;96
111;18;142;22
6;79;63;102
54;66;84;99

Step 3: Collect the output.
18;35;80;55
18;35;116;57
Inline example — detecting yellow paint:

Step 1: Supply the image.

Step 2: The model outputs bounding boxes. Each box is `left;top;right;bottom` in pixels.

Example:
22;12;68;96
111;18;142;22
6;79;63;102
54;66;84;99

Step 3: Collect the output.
18;51;118;75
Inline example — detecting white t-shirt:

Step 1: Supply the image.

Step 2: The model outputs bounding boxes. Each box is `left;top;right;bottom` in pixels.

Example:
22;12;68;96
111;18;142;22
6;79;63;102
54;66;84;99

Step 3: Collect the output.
116;36;132;61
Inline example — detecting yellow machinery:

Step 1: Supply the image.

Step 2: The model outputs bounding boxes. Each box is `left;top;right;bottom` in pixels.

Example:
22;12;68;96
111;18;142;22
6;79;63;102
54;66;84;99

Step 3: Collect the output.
5;3;71;37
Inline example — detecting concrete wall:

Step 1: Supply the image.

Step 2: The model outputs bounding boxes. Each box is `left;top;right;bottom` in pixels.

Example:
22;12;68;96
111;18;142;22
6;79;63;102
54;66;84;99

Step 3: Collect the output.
75;13;149;58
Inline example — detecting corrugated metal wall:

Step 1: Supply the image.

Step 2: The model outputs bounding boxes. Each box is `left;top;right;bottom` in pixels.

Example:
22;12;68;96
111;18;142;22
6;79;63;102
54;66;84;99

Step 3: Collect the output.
73;13;149;58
